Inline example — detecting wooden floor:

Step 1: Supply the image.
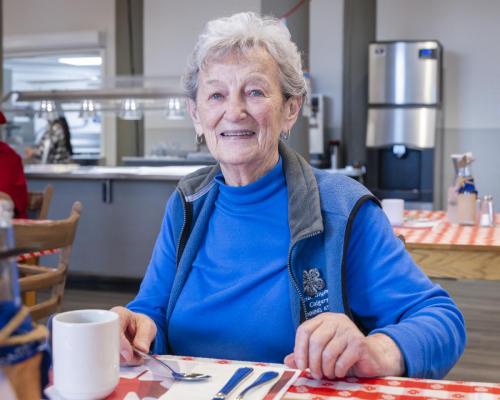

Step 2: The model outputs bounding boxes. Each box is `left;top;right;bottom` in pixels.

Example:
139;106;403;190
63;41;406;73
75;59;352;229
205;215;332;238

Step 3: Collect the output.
436;278;500;382
59;278;500;383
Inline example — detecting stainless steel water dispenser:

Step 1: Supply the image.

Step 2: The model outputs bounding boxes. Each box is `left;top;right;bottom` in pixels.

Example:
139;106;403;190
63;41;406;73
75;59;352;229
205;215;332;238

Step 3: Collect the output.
365;40;443;209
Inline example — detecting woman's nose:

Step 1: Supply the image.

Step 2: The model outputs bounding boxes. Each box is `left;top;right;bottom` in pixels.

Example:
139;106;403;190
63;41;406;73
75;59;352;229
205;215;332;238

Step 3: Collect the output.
224;95;247;121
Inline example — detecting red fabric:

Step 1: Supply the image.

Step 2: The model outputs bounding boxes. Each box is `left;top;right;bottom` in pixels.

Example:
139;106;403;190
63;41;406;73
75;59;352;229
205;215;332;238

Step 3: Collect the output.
0;141;28;218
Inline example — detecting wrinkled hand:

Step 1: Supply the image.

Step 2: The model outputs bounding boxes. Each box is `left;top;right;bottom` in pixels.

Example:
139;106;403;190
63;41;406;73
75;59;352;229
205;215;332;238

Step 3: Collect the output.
111;306;157;366
284;312;405;379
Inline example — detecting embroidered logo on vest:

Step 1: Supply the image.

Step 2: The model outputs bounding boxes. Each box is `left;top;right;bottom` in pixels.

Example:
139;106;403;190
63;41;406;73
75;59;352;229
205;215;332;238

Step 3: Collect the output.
302;267;329;319
303;268;325;297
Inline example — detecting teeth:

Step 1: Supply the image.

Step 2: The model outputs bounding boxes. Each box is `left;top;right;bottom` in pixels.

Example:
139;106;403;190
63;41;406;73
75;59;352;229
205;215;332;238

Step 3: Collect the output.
222;130;254;137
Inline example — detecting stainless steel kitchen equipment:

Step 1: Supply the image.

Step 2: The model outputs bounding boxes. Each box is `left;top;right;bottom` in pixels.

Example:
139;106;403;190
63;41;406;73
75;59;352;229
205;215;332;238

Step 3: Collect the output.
306;94;330;168
365;40;443;209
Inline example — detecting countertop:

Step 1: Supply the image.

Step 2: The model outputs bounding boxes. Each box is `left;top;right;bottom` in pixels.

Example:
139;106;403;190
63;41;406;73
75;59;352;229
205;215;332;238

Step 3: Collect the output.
24;164;208;181
25;163;365;181
122;153;216;166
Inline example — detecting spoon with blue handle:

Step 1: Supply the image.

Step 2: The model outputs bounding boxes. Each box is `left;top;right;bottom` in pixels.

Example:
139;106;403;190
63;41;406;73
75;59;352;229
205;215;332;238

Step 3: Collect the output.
235;371;280;399
211;367;254;400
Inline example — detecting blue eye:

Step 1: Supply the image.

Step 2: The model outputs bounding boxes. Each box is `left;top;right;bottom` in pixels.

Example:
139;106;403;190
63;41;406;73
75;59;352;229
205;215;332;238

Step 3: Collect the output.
248;89;264;97
209;93;223;100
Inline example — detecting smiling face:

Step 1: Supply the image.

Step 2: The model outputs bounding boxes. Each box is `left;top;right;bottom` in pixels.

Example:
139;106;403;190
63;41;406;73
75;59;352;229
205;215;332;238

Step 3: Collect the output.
188;47;302;186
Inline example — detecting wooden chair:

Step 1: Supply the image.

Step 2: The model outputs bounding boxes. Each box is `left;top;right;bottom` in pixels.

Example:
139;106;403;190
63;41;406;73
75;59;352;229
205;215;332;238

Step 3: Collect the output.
21;184;54;306
27;184;53;220
14;202;82;321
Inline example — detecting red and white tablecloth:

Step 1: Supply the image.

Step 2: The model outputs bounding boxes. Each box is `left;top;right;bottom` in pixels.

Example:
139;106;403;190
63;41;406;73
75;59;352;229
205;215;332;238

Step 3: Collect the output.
57;355;499;400
393;211;500;247
286;373;500;400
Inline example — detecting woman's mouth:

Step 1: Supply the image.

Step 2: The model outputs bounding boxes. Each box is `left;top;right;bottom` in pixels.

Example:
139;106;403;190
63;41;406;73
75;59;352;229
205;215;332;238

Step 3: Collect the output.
220;130;255;137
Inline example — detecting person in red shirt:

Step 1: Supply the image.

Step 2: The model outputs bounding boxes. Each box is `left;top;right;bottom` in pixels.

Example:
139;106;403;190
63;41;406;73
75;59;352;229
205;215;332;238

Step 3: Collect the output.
0;112;28;218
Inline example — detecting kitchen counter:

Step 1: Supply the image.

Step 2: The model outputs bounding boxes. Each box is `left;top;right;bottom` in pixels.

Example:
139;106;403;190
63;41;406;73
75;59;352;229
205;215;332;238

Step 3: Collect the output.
25;164;209;278
122;153;216;166
24;164;207;181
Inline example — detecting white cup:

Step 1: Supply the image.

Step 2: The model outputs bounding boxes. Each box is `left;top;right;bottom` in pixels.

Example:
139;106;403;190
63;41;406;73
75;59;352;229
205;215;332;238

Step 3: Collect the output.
381;198;405;226
53;309;120;400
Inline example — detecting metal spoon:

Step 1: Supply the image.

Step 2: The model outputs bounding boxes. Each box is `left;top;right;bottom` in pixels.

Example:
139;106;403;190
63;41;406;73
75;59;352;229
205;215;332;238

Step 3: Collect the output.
133;347;211;381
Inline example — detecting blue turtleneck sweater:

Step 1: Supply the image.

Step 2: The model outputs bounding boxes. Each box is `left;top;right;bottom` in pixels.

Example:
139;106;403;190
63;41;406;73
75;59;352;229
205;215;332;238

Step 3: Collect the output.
168;158;295;362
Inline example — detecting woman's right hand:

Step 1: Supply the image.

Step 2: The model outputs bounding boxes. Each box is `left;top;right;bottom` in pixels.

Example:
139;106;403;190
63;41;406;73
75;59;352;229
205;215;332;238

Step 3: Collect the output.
111;306;157;365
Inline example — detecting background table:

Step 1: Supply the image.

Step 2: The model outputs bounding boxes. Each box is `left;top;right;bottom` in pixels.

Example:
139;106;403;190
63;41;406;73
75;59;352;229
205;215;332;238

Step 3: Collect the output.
394;211;500;280
93;355;500;399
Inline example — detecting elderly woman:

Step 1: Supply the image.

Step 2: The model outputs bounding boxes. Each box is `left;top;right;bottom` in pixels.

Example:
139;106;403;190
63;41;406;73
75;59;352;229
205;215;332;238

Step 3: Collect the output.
113;12;465;380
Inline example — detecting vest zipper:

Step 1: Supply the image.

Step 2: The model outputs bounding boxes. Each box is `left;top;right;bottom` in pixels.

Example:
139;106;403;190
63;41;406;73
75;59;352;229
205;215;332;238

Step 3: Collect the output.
288;230;322;322
175;190;190;266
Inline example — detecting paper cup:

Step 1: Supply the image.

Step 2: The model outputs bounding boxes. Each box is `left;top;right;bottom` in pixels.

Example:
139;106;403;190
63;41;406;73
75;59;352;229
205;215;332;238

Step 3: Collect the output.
381;199;405;226
53;309;120;400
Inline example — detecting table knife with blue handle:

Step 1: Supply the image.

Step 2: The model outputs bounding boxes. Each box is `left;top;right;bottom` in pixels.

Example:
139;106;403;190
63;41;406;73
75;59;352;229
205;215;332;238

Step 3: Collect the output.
211;367;254;400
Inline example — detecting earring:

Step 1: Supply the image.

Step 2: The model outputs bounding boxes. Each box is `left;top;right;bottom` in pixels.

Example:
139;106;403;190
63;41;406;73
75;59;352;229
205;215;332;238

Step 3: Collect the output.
280;130;290;141
195;133;204;145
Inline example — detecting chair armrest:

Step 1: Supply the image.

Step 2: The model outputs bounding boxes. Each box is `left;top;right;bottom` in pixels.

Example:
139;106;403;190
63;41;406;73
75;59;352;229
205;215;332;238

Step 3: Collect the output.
18;264;54;275
19;269;65;292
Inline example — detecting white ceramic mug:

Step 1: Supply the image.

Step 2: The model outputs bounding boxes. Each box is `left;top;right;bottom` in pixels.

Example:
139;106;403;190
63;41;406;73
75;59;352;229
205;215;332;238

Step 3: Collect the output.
53;309;120;400
381;198;405;226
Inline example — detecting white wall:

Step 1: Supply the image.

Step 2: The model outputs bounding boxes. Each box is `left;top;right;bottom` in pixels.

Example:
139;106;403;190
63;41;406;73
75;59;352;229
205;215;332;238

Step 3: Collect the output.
4;0;114;37
143;0;260;155
309;0;344;141
377;0;500;210
3;0;117;163
377;0;500;129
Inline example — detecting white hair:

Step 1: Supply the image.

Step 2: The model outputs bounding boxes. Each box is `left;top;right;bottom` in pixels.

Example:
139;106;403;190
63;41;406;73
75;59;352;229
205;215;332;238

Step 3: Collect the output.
182;12;308;101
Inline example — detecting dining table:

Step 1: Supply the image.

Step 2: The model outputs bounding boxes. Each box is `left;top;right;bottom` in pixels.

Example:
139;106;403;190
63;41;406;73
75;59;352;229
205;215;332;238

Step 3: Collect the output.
44;354;500;400
393;210;500;280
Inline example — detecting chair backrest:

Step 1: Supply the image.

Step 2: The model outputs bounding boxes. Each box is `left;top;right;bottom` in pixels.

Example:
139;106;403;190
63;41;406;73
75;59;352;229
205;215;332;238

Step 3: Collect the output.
27;184;53;220
14;201;82;321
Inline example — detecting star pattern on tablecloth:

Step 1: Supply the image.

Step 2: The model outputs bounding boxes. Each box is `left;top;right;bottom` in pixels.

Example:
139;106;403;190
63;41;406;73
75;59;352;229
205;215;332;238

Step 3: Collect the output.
107;376;168;399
